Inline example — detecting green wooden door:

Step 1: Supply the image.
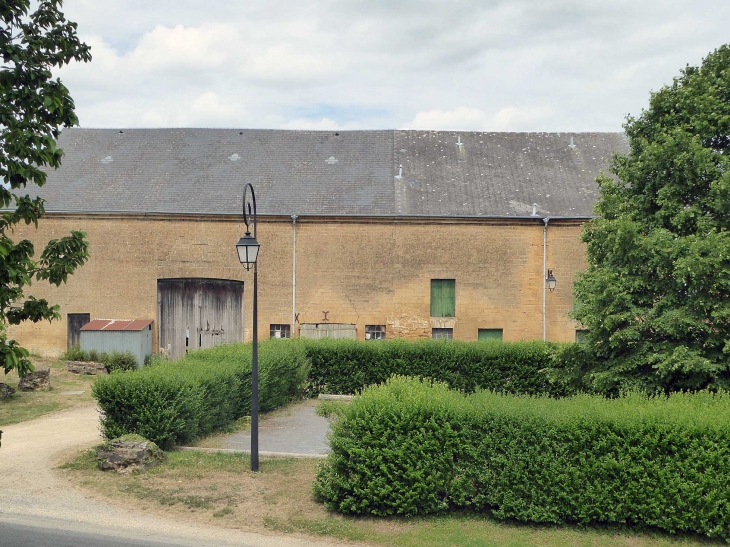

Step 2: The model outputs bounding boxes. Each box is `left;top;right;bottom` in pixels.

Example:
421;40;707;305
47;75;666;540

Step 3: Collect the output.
478;328;503;341
430;279;455;317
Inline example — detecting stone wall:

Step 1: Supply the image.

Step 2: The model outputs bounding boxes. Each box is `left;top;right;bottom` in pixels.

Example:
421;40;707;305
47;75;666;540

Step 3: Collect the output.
8;213;587;355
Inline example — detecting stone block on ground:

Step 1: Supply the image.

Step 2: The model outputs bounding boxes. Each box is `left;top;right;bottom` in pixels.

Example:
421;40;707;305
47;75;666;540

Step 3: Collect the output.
0;382;16;399
66;361;108;375
97;437;164;473
18;366;50;391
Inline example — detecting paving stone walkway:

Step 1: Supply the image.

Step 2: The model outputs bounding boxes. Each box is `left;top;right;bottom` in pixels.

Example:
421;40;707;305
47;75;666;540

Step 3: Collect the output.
221;400;331;456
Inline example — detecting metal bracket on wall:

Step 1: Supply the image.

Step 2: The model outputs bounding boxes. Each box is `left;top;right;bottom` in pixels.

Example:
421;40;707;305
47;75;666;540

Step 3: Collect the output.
322;311;329;323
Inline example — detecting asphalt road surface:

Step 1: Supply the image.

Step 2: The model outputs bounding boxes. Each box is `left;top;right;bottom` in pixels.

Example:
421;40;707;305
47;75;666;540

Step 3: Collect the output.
0;515;264;547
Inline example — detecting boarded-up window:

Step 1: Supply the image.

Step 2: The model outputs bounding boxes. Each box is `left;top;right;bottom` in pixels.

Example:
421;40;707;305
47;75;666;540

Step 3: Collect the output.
432;328;453;340
365;325;386;340
430;279;455;317
270;324;291;339
478;328;503;341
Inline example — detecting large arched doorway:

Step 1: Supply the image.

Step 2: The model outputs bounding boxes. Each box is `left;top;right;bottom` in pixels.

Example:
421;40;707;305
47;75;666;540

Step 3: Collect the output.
157;278;243;360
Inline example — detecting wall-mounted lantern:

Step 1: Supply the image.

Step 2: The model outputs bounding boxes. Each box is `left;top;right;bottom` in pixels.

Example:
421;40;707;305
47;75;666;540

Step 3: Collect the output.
546;269;557;292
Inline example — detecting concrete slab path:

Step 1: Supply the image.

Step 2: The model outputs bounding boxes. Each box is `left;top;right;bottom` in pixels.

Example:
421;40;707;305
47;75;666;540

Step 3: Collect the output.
221;400;331;456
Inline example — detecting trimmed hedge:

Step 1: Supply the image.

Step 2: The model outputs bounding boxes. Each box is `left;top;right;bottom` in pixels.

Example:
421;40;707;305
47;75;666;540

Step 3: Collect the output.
314;376;730;541
92;340;309;448
305;338;566;396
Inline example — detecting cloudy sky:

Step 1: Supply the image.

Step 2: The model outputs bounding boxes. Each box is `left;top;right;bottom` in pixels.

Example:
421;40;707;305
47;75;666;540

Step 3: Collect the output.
56;0;730;132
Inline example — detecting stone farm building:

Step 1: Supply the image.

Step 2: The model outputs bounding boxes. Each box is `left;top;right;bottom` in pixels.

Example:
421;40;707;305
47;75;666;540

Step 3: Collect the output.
9;128;627;359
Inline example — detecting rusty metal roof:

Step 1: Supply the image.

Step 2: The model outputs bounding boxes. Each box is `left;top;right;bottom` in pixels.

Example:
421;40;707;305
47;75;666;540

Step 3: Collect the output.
80;319;153;332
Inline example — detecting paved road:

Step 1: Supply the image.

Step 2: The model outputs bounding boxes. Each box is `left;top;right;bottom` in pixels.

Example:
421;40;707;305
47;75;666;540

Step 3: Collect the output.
221;400;330;456
0;515;262;547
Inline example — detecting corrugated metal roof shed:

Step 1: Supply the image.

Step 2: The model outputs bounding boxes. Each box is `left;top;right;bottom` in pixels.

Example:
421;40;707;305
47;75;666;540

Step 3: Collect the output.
80;319;153;366
80;319;153;332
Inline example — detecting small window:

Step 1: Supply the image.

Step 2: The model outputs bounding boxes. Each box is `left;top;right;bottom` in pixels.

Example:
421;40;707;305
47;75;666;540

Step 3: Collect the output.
576;330;588;344
365;325;386;340
431;279;455;317
478;328;503;341
270;324;291;339
432;328;453;340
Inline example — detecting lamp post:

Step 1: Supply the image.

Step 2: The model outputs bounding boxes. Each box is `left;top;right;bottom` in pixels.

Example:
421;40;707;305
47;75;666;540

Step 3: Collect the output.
236;183;260;472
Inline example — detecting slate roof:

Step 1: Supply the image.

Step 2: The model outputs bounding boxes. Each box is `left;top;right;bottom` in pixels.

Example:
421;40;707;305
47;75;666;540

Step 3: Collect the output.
395;131;628;217
34;128;628;218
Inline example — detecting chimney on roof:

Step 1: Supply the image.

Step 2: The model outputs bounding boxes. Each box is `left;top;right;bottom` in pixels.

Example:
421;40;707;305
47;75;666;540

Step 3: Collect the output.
569;136;576;150
456;135;463;149
532;203;538;216
395;165;403;179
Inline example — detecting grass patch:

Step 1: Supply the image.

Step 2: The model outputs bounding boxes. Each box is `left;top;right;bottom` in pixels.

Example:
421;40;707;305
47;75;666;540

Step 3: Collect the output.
60;447;723;546
315;399;349;419
0;358;97;426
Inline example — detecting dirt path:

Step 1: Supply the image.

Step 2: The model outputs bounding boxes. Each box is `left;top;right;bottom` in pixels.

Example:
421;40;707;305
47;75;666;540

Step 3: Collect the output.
0;405;348;547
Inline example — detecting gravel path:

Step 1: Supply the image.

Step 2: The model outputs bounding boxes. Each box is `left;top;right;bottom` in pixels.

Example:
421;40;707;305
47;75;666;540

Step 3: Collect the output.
0;405;345;547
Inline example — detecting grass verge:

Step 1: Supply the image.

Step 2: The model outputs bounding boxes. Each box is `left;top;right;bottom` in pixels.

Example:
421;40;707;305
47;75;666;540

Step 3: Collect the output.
60;448;723;547
0;358;97;426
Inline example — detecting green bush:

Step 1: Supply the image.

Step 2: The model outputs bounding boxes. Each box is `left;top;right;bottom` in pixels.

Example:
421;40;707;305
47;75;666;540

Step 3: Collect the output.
304;338;567;396
101;351;138;373
315;376;730;541
62;344;86;361
62;345;138;373
92;340;310;448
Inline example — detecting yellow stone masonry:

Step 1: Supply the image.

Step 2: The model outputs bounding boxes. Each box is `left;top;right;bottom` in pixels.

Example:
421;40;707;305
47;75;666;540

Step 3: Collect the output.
8;214;587;356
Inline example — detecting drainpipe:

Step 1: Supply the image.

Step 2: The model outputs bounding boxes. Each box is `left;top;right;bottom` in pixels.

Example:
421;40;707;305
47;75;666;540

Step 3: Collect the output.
543;217;549;341
292;215;298;337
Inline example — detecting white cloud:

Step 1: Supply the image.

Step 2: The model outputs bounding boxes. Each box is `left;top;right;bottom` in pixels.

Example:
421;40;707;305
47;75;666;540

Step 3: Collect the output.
405;106;554;132
405;108;493;131
130;24;237;70
53;0;730;131
492;106;555;131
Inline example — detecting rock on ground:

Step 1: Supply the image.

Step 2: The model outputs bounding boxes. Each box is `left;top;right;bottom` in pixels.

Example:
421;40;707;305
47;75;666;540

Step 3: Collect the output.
97;439;164;474
18;366;50;391
66;361;107;375
0;382;15;399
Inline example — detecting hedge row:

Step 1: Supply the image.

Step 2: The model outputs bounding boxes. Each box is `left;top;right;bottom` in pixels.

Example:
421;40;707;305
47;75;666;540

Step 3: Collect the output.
304;338;566;396
314;376;730;541
92;341;309;448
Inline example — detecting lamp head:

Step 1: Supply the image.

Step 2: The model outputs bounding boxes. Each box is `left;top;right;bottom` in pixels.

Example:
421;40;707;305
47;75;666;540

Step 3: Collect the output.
236;231;260;270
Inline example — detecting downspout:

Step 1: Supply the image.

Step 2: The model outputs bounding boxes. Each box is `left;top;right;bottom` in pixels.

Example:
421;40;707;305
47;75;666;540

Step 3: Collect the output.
543;217;549;341
291;215;298;337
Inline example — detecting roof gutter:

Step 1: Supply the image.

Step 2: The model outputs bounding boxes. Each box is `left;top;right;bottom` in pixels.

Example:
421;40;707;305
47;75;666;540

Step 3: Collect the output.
543;218;549;342
39;209;596;222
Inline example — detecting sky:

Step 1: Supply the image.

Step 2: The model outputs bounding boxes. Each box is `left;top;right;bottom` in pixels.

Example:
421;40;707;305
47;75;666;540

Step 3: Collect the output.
55;0;730;132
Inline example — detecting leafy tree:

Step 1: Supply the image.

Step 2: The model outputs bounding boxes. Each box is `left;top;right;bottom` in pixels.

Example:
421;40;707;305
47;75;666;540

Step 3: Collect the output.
570;45;730;394
0;1;90;376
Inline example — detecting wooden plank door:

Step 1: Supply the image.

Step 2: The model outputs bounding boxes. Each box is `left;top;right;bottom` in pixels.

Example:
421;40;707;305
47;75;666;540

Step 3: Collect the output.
67;313;90;349
158;279;243;360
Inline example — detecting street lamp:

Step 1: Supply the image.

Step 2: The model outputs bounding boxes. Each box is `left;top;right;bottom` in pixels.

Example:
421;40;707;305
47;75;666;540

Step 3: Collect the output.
546;269;557;292
236;182;260;472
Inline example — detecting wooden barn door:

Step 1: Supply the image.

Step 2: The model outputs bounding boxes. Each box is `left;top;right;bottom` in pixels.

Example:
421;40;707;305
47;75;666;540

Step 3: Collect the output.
67;313;90;349
158;279;243;360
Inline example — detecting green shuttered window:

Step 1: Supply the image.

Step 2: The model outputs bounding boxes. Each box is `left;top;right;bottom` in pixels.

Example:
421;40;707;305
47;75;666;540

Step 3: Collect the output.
430;279;455;317
478;328;503;341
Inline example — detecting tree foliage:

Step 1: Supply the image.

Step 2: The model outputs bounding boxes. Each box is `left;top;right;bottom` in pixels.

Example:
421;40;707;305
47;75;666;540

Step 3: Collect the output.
0;1;90;376
571;45;730;394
